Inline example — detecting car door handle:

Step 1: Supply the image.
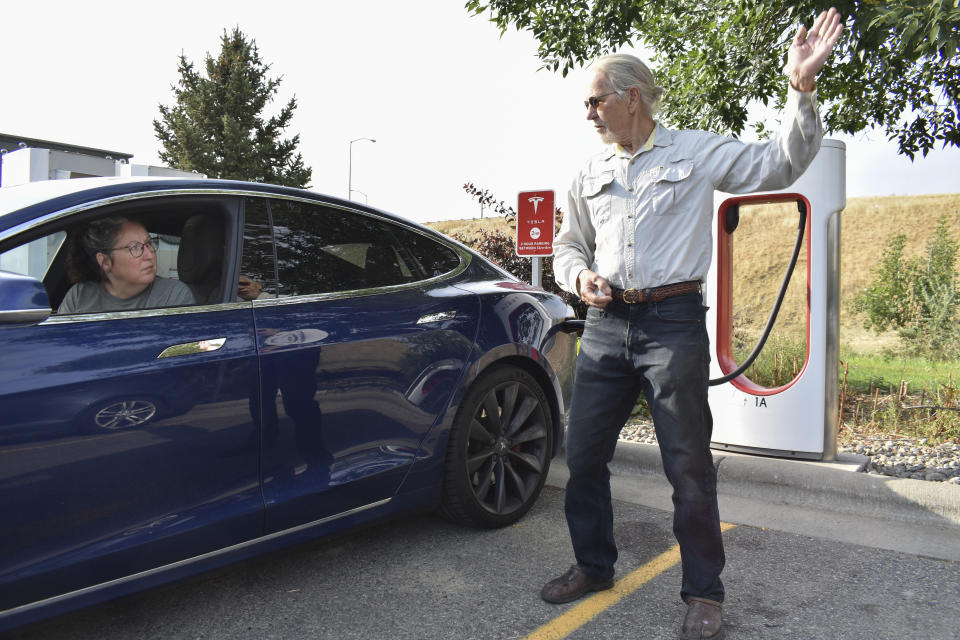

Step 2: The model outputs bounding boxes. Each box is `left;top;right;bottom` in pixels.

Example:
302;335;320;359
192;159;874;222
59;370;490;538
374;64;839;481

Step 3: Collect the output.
417;310;457;324
157;337;227;359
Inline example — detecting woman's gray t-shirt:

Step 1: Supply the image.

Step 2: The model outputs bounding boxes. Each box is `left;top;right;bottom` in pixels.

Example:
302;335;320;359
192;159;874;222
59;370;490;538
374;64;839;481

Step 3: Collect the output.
57;277;195;314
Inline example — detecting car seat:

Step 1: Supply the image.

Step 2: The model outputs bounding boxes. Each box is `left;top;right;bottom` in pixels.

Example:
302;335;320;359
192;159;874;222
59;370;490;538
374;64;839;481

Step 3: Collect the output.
364;244;404;287
177;215;224;304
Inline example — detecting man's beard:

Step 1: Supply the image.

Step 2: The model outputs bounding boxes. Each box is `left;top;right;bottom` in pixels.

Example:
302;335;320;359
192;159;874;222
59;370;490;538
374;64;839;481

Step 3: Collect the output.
596;123;618;145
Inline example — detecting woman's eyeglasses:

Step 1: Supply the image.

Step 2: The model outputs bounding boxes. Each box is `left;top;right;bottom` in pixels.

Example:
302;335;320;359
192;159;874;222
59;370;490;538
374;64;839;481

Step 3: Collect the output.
110;237;159;258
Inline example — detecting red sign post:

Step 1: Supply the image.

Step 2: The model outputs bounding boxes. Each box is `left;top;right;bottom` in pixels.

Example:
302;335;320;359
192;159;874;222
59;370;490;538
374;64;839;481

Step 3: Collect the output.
516;190;555;257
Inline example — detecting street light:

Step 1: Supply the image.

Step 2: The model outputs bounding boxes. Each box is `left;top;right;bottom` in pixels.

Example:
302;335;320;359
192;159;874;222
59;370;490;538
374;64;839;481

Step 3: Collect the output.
348;137;376;201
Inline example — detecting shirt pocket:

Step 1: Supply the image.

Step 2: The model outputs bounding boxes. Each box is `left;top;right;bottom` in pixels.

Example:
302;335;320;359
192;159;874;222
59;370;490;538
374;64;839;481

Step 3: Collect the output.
581;170;616;226
650;159;694;216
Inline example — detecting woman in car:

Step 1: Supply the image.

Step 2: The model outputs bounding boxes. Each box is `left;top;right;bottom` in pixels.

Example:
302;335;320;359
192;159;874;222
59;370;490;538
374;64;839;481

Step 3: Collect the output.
58;217;194;314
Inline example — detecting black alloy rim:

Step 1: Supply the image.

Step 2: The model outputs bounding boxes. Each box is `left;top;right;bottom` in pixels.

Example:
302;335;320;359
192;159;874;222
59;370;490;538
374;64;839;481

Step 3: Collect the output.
465;380;549;515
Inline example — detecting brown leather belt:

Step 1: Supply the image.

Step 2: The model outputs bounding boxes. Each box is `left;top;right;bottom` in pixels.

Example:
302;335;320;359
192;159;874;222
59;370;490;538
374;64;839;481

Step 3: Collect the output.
611;280;701;304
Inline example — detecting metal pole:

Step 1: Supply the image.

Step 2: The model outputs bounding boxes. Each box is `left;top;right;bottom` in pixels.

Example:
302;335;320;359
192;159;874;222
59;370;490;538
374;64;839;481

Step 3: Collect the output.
348;137;376;201
823;209;842;461
531;257;542;288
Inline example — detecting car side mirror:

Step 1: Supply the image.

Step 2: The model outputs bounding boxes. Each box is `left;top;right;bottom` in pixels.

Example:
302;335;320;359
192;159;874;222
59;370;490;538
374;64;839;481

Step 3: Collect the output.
0;270;52;325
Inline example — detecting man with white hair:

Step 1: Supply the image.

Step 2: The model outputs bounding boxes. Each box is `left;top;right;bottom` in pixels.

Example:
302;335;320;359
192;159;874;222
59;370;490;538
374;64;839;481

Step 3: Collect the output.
545;8;843;639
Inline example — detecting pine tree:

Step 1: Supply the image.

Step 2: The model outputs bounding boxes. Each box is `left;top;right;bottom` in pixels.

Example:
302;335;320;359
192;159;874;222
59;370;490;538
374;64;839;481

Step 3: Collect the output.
154;28;311;188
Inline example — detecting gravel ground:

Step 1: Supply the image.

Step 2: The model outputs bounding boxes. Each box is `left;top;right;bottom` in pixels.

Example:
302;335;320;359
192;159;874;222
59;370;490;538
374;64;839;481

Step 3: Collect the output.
619;418;960;485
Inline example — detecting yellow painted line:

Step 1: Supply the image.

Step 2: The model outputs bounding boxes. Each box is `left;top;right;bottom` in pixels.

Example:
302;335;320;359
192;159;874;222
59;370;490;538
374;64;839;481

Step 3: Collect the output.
525;522;737;640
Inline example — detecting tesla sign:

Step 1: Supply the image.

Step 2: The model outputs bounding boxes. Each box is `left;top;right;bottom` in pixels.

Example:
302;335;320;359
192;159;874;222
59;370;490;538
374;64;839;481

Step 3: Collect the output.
516;190;555;257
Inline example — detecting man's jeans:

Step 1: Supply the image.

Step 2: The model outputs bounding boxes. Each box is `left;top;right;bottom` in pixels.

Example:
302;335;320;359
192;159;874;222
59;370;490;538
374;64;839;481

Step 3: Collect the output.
564;293;725;603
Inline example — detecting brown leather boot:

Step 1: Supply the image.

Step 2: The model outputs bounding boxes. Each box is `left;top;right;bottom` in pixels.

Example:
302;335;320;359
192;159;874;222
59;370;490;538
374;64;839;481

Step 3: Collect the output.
680;597;723;639
540;565;614;604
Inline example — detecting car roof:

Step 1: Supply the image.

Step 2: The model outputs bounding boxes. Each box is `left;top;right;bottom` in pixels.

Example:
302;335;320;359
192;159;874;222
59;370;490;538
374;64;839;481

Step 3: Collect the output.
0;177;197;216
0;176;312;219
0;177;430;239
0;177;465;261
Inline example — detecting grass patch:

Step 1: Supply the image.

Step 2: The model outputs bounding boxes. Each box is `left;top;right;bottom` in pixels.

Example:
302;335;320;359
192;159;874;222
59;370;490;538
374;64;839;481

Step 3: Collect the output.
744;338;960;444
733;333;809;389
838;349;960;444
593;331;960;443
727;334;960;443
839;350;960;394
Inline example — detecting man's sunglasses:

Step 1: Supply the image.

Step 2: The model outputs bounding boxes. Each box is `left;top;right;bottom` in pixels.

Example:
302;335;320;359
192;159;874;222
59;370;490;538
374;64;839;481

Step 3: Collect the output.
584;91;621;110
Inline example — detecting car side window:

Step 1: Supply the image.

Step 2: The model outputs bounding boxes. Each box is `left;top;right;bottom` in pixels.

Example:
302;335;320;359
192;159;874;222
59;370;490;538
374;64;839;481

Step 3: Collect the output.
0;231;67;281
399;226;462;279
0;200;233;314
240;198;278;300
0;219;196;315
268;199;460;296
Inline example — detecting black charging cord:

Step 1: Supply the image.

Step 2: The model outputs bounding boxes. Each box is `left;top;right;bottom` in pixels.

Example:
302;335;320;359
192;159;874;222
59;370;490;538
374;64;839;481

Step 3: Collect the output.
708;200;807;386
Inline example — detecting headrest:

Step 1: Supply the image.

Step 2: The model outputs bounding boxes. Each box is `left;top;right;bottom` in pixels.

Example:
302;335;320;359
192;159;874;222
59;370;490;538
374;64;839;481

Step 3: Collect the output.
177;215;223;283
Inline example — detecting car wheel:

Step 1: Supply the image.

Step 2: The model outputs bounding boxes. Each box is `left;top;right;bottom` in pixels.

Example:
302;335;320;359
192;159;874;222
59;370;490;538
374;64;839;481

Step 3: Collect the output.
89;398;159;430
440;366;553;528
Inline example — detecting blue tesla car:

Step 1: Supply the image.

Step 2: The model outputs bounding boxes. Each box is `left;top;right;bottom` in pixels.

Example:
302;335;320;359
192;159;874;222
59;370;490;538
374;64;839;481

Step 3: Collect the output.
0;177;578;630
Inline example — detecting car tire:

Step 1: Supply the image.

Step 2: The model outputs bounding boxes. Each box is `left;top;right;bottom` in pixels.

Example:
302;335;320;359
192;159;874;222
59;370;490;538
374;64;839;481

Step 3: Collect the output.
440;366;553;528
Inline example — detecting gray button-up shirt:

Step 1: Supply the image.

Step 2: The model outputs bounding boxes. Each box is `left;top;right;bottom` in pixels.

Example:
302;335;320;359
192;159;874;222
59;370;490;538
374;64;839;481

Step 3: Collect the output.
553;87;823;295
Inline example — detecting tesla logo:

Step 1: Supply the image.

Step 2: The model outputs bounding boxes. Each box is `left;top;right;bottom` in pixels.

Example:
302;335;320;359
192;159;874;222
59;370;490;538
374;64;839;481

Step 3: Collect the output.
528;196;545;214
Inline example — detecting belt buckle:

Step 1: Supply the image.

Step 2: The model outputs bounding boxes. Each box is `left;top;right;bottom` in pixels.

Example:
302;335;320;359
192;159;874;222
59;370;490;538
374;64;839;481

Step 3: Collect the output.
622;288;642;304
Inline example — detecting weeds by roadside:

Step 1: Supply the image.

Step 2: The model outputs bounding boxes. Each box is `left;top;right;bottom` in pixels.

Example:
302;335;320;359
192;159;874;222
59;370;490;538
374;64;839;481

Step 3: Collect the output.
627;336;960;445
742;343;960;445
725;330;960;445
838;370;959;444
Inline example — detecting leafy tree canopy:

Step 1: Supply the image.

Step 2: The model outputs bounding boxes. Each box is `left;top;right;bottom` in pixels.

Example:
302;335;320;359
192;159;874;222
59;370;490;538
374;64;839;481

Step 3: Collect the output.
466;1;960;159
154;28;311;187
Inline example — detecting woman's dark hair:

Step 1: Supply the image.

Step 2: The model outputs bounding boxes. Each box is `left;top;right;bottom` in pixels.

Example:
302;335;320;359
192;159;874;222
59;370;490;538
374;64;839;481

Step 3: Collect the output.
65;217;130;283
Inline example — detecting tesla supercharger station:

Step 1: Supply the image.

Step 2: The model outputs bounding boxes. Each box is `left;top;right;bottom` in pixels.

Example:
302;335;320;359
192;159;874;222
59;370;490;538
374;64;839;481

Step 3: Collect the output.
706;139;845;461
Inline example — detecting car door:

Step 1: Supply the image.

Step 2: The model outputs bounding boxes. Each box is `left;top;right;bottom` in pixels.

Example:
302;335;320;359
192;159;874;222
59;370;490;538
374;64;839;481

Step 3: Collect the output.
243;197;479;532
0;195;263;612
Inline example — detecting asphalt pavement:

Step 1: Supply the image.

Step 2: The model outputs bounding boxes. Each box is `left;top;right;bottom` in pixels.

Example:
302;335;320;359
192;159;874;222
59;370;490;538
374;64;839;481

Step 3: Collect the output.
546;440;960;562
4;443;960;639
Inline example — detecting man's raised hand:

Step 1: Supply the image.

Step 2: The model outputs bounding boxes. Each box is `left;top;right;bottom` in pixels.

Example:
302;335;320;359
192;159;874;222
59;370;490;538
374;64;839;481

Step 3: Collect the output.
786;7;844;91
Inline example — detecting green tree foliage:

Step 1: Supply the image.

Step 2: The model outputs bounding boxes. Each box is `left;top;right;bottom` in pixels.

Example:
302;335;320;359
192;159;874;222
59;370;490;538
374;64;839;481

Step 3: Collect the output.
154;28;311;187
852;233;914;332
465;1;960;159
463;182;517;221
853;216;960;359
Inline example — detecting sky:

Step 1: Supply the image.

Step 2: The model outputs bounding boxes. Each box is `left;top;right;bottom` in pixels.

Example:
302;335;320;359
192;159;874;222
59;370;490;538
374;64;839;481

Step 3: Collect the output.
3;0;958;224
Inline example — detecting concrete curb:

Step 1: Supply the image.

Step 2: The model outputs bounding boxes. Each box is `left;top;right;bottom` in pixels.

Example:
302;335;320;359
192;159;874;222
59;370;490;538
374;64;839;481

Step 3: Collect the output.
551;440;960;528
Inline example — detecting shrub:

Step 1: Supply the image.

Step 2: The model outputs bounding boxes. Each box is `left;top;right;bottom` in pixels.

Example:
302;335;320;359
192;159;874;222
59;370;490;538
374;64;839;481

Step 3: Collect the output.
852;215;960;360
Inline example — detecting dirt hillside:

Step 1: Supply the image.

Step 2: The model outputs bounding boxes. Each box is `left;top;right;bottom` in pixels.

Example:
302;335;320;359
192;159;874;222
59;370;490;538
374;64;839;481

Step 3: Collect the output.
427;193;960;351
